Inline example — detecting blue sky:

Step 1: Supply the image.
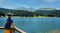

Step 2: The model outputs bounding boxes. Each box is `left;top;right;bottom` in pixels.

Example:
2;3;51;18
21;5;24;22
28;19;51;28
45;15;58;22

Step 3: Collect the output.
0;0;60;9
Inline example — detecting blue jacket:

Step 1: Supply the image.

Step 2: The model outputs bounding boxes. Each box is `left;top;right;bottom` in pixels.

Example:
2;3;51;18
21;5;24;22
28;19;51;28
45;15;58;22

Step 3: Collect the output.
4;18;13;29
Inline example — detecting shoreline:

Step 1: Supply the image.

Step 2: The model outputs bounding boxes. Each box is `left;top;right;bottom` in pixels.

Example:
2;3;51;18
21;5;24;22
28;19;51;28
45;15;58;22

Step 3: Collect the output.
0;16;58;18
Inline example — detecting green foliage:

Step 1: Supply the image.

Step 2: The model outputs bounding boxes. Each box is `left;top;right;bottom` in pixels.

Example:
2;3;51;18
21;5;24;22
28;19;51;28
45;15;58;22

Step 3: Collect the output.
0;12;5;17
0;8;60;17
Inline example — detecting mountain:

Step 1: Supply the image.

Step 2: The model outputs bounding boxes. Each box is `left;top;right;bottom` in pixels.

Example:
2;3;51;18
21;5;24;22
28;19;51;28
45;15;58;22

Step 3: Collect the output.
35;8;56;15
14;7;35;11
0;8;35;17
35;8;60;17
38;8;56;10
0;7;60;17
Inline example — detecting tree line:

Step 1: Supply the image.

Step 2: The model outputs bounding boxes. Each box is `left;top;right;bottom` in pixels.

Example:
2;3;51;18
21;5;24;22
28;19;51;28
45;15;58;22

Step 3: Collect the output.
0;8;60;17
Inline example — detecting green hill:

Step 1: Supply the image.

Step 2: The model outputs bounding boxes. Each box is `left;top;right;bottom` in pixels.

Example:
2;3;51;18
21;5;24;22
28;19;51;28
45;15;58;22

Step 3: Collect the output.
0;8;60;17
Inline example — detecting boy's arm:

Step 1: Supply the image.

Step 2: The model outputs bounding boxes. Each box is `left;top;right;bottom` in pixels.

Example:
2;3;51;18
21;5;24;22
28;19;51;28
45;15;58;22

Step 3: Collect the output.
11;23;15;29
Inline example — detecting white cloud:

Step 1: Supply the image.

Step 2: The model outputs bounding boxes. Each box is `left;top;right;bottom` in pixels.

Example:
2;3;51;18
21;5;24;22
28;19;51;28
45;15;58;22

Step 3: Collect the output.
45;0;57;3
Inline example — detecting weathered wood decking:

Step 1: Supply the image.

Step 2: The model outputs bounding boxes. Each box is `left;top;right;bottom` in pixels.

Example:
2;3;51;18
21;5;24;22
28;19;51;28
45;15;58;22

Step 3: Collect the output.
0;26;26;33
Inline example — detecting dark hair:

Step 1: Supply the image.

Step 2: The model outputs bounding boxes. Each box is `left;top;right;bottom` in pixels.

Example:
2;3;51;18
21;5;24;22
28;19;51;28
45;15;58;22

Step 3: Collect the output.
8;14;12;16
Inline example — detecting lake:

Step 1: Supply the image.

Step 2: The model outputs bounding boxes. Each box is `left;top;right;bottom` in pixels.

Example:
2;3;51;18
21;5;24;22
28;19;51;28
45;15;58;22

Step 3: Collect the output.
0;17;60;33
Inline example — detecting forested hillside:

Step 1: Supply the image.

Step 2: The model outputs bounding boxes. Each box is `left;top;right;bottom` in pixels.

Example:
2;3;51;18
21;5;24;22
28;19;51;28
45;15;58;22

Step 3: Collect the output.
0;8;60;17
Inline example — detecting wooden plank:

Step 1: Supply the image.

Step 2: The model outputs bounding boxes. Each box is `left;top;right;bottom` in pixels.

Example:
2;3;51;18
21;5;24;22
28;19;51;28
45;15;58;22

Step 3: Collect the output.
15;26;26;33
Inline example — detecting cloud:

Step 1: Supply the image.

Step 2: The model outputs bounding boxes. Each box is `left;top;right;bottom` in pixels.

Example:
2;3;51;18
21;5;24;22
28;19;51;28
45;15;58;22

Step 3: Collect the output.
44;0;57;3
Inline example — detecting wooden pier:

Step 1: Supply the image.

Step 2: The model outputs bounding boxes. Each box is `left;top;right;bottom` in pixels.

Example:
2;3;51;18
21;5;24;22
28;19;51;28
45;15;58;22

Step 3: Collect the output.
0;26;26;33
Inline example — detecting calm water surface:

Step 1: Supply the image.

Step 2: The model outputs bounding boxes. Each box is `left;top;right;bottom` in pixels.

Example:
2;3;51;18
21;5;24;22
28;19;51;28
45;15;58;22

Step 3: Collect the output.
0;17;60;33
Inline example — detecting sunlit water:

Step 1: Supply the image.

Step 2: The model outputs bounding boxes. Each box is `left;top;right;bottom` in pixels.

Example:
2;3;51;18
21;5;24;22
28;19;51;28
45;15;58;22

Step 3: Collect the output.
0;17;60;33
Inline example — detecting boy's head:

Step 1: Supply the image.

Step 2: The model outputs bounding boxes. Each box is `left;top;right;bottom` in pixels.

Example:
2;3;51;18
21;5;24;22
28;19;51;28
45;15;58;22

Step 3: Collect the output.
8;13;13;18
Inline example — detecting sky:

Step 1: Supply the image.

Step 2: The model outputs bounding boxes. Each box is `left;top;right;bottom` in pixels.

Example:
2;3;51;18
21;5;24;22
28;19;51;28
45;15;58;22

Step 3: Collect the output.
0;0;60;9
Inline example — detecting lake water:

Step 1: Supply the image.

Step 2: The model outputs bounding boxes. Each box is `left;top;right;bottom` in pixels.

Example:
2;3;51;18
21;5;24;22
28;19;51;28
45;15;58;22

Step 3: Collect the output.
0;17;60;33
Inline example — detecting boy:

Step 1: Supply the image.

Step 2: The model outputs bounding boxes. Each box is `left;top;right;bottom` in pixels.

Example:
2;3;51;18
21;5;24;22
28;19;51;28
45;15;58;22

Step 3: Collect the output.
4;13;15;33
